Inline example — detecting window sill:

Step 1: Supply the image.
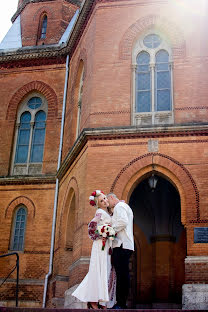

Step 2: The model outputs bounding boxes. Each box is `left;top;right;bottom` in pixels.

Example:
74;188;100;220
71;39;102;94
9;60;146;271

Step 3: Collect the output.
133;111;174;126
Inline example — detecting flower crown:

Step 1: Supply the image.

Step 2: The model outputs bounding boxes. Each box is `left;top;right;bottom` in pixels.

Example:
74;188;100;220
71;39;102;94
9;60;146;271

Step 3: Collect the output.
89;190;104;206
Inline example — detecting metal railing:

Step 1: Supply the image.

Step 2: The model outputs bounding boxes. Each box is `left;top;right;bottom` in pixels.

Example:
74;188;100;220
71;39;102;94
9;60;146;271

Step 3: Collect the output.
0;252;19;307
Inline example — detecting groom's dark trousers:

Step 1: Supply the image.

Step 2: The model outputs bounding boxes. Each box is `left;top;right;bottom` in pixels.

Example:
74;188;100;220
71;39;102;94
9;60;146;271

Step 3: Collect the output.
112;245;133;308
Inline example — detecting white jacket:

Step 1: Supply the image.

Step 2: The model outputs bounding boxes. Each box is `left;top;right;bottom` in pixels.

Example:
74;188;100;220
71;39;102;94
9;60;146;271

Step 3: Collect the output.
111;201;134;251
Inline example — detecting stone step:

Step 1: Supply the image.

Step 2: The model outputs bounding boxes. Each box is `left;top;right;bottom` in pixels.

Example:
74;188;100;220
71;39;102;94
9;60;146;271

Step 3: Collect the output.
1;308;207;312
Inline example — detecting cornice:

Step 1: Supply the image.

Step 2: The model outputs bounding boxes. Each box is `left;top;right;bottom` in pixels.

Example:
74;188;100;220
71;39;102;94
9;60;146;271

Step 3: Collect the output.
0;0;94;64
0;175;56;185
0;56;66;70
57;123;208;180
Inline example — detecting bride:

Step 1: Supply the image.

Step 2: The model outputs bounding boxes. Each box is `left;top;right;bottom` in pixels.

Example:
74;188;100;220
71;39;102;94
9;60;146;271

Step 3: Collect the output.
72;190;116;309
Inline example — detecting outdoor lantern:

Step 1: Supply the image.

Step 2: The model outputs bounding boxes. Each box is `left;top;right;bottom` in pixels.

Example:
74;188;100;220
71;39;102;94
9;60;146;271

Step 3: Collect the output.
148;173;158;191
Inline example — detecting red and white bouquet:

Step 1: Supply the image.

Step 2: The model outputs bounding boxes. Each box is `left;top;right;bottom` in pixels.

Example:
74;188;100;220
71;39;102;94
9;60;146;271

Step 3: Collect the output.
96;224;116;250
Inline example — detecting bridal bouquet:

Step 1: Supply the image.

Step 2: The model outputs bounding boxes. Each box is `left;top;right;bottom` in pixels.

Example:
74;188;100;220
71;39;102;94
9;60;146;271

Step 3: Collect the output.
96;224;116;250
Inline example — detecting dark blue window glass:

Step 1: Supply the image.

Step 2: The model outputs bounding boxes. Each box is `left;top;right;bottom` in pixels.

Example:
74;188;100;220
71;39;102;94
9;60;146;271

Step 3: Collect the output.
40;15;47;39
30;111;46;163
143;34;161;49
12;207;27;251
27;97;42;110
15;112;31;164
136;52;151;112
155;50;171;111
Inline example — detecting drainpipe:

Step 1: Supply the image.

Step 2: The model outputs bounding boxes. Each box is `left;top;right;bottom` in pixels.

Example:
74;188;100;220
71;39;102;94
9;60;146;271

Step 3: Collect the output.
42;54;70;308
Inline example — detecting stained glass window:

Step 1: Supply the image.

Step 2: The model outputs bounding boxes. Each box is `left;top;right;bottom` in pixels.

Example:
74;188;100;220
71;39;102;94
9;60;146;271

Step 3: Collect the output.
155;50;171;111
11;207;27;251
13;95;47;174
135;34;172;115
15;112;31;163
136;52;151;112
28;97;42;109
143;34;161;49
30;111;46;163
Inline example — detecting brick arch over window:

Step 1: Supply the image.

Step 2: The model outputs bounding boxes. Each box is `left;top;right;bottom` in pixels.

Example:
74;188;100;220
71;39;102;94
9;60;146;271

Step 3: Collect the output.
70;48;87;109
33;6;54;21
6;81;58;121
119;14;186;60
58;177;79;246
5;196;36;219
110;153;199;224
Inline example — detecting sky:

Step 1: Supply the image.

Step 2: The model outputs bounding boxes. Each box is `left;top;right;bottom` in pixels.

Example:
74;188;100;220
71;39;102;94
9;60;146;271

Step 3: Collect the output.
0;0;19;42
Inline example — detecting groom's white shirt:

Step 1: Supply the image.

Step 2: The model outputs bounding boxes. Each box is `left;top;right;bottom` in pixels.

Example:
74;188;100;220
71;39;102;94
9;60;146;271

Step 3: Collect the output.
111;201;134;251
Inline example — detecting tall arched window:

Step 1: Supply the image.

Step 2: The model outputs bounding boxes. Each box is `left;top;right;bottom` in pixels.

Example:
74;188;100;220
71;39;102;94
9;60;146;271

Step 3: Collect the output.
30;111;46;163
76;66;84;138
155;50;171;112
15;112;31;164
132;33;173;126
40;15;47;39
11;206;27;251
12;93;47;175
136;52;151;113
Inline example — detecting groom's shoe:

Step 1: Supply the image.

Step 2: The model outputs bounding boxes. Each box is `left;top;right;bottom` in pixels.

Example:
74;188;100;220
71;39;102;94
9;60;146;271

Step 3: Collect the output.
111;304;123;309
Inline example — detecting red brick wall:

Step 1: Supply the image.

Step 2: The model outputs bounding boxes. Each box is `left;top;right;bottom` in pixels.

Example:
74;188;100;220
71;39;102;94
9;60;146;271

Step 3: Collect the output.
62;0;208;135
185;262;208;283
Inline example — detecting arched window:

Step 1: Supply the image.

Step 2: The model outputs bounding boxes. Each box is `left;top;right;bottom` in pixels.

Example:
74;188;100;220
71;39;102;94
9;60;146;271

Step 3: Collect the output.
12;93;47;175
155;50;171;112
15;112;31;164
132;33;173;126
30;111;46;163
11;207;27;251
76;66;84;138
136;52;151;113
65;194;76;251
40;15;47;39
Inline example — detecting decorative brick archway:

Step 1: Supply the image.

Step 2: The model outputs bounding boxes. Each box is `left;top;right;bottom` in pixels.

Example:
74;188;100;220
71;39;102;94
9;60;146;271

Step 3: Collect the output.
110;153;199;225
58;176;79;246
119;14;186;60
6;80;58;121
5;196;36;219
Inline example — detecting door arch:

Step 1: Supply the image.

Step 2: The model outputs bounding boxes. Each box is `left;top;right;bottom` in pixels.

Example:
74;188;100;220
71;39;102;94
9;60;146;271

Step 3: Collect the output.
111;152;199;225
128;173;186;308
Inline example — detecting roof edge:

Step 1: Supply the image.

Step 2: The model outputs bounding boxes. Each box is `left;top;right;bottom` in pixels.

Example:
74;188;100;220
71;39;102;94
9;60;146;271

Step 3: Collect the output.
0;0;94;63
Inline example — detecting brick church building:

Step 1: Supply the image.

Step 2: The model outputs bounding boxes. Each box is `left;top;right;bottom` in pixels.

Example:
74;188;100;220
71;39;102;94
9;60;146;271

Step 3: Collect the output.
1;0;208;310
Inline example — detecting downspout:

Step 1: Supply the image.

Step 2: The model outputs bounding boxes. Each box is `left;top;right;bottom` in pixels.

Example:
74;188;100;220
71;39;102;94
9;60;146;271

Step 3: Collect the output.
42;54;70;308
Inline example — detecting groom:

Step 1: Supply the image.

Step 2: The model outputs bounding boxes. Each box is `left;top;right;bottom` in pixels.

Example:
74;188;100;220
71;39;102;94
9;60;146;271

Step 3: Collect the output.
107;193;134;309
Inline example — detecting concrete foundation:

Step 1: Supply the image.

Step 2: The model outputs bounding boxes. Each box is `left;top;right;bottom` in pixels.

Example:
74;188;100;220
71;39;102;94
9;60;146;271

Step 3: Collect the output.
64;284;87;309
182;284;208;310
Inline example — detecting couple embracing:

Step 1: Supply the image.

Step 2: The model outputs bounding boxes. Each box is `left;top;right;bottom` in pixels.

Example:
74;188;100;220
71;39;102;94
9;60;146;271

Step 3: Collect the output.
72;190;134;309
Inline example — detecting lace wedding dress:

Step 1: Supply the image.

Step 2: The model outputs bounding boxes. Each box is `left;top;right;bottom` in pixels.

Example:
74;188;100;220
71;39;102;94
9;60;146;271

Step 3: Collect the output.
72;208;116;308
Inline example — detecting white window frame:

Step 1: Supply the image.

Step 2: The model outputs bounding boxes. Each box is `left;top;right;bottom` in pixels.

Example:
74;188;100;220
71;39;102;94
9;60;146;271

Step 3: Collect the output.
131;30;174;126
11;92;48;176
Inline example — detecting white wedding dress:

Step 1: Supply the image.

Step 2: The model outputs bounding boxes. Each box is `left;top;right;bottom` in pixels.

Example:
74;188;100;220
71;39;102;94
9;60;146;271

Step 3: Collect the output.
72;208;116;308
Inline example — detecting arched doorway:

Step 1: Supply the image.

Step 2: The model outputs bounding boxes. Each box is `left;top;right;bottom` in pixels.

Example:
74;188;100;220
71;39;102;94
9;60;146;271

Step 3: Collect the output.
128;173;186;309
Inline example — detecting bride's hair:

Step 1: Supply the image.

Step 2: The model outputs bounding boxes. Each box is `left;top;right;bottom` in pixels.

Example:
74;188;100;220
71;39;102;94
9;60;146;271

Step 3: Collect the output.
89;190;103;208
